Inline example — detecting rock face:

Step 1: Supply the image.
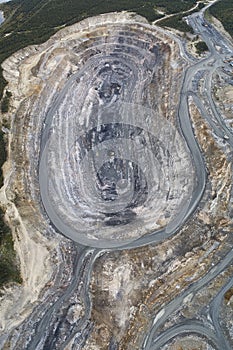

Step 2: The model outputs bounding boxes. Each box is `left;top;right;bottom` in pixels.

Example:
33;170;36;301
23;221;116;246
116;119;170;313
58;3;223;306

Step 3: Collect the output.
1;10;233;350
3;12;194;248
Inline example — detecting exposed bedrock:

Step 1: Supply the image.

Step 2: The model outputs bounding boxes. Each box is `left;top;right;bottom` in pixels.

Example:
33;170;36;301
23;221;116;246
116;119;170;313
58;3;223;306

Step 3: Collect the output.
3;12;195;248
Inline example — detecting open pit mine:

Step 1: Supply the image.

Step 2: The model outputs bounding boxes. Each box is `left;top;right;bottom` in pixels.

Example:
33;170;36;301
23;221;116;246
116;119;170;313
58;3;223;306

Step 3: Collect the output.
0;8;233;350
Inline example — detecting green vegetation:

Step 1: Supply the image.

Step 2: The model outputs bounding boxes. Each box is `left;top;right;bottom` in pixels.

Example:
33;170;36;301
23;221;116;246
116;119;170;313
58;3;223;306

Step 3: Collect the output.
0;0;199;101
159;13;193;33
0;130;7;187
158;2;205;33
0;133;20;288
0;66;7;100
0;207;22;289
208;0;233;37
1;90;12;113
195;41;208;54
0;0;196;33
0;131;20;288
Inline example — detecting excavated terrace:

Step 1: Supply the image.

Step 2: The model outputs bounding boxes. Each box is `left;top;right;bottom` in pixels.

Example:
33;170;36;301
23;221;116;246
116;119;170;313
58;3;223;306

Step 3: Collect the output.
3;12;195;248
